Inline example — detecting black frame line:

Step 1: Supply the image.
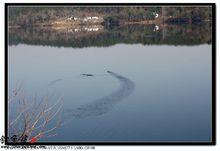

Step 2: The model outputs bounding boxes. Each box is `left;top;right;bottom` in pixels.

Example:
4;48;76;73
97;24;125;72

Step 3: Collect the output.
4;3;216;146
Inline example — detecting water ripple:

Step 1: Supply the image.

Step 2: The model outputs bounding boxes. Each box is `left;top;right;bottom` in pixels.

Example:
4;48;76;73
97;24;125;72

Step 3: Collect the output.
62;71;135;124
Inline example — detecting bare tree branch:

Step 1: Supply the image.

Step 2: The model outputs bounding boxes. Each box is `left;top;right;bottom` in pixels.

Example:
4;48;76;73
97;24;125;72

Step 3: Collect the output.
8;85;63;143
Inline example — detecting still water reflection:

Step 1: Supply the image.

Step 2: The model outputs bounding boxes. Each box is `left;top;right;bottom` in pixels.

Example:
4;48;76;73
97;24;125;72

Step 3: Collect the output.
9;23;211;47
8;24;212;142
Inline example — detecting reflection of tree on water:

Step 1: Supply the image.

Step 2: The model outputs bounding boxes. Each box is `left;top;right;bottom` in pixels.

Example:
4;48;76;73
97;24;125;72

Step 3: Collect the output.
9;23;211;48
61;71;135;125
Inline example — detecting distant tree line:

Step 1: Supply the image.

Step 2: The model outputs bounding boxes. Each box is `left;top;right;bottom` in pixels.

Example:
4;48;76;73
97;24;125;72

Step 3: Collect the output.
8;6;212;27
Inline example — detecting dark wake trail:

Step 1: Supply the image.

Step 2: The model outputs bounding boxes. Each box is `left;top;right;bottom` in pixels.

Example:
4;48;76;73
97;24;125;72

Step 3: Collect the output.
61;71;135;125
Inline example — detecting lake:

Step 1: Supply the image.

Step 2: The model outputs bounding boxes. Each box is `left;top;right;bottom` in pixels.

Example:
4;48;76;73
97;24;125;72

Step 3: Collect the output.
8;24;212;142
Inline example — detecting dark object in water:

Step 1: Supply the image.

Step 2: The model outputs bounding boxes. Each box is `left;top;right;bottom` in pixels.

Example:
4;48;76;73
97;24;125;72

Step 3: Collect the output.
62;71;135;123
80;74;94;76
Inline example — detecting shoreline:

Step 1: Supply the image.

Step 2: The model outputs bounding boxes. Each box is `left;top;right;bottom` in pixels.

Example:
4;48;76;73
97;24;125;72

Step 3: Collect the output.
8;18;211;29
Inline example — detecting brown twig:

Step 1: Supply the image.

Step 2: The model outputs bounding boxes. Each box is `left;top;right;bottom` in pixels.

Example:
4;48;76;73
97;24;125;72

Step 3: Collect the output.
8;85;63;142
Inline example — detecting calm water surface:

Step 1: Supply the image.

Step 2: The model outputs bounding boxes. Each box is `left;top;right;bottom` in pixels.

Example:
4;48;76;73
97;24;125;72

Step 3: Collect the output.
9;42;212;141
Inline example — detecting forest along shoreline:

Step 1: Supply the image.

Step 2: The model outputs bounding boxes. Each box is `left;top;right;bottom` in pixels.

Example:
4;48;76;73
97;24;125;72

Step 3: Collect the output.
8;7;212;30
8;7;212;47
8;15;210;30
